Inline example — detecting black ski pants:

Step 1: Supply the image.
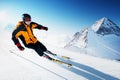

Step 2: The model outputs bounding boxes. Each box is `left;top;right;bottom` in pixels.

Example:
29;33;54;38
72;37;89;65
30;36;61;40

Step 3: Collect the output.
26;41;47;56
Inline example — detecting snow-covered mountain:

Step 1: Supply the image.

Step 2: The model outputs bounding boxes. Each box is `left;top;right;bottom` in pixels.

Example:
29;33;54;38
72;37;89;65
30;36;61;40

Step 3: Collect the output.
64;27;88;48
92;17;120;36
65;17;120;60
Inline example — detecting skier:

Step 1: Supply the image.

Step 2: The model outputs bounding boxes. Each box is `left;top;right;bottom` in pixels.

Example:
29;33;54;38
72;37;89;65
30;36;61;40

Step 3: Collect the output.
12;13;55;61
11;13;72;67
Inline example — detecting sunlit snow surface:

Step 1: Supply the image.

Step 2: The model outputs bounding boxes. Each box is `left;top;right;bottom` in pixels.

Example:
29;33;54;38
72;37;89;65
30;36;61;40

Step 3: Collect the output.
0;30;120;80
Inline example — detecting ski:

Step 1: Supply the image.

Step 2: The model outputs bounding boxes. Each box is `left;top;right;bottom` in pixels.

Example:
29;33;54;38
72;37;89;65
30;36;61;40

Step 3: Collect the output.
52;59;72;67
10;50;72;67
46;51;70;60
43;53;72;67
60;55;70;60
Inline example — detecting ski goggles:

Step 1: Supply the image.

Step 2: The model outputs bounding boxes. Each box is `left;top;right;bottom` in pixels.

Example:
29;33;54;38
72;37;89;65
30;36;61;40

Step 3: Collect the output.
25;18;31;21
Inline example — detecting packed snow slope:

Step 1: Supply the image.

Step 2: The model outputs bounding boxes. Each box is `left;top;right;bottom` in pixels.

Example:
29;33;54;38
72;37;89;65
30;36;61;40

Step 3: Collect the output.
0;29;120;80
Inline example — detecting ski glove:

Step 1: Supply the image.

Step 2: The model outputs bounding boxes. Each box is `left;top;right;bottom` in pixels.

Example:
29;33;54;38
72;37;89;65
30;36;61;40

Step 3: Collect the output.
41;26;48;31
16;43;24;51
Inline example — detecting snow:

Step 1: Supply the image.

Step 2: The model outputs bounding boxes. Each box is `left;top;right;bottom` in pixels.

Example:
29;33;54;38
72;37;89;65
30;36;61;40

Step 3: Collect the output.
92;17;105;32
86;30;120;60
64;28;88;48
0;29;120;80
65;17;120;60
92;17;120;36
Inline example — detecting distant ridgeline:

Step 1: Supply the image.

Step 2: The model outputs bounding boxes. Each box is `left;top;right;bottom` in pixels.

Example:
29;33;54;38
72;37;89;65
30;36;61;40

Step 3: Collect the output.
92;17;120;36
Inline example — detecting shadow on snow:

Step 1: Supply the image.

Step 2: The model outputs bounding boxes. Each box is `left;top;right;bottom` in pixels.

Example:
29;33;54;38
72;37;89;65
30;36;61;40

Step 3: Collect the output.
10;50;119;80
58;57;119;80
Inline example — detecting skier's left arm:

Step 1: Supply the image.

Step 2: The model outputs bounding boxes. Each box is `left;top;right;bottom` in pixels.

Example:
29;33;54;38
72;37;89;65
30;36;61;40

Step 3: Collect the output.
32;22;48;31
38;24;48;31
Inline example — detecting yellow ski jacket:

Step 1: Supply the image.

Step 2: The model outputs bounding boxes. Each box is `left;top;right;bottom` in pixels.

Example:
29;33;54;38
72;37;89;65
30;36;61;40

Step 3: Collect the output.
12;21;44;46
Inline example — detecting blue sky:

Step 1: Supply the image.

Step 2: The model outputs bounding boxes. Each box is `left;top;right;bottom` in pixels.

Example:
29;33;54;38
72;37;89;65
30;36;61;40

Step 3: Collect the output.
0;0;120;35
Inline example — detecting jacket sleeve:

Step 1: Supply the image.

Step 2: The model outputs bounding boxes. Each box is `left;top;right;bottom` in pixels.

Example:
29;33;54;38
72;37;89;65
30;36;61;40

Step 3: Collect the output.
31;22;44;29
12;30;19;45
11;22;22;45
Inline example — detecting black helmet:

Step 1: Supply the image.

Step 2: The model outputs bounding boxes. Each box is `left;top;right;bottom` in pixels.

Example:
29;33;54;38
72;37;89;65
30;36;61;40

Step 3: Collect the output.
22;13;31;21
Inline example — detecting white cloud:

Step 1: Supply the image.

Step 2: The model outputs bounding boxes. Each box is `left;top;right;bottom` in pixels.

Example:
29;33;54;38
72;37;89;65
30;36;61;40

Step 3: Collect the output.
0;10;18;29
0;10;8;27
0;10;6;21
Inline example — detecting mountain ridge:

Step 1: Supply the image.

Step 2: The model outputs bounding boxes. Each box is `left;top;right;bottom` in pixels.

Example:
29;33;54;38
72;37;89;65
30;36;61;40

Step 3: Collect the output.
92;17;120;36
64;17;120;60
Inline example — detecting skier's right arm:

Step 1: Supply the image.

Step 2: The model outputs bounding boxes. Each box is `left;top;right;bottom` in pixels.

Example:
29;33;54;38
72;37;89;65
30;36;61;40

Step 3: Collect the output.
12;22;24;51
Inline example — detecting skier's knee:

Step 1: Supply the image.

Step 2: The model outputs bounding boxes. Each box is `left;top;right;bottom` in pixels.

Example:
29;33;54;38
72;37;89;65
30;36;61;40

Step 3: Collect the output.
38;52;44;56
